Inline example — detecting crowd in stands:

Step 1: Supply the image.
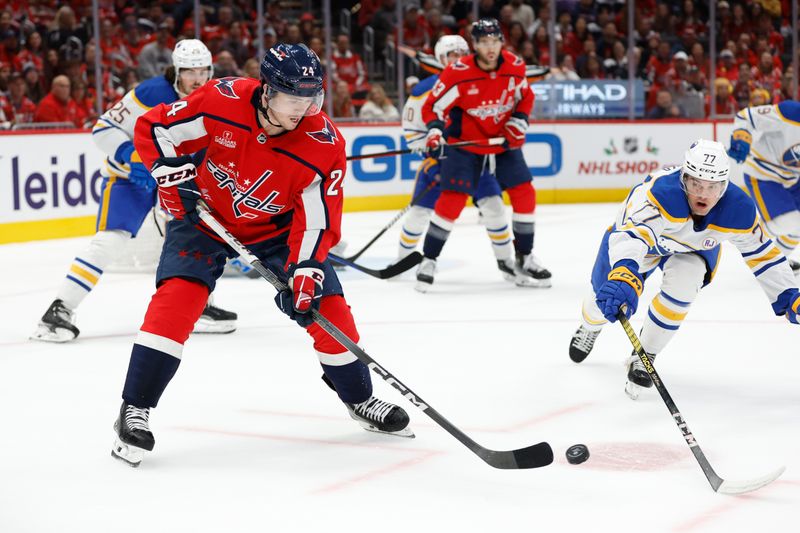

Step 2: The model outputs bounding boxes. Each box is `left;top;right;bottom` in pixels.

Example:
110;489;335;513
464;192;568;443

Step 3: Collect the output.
0;1;797;129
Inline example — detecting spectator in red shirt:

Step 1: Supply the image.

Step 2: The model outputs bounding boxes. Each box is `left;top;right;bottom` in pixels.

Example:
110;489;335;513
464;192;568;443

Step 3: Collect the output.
751;51;783;97
754;13;784;55
34;74;80;127
775;68;799;103
532;25;550;65
331;34;369;95
13;30;44;74
646;40;673;87
563;16;589;61
1;71;36;125
23;62;45;103
398;5;427;50
0;28;19;67
425;9;450;47
729;3;751;41
735;32;757;68
299;12;316;42
506;21;528;56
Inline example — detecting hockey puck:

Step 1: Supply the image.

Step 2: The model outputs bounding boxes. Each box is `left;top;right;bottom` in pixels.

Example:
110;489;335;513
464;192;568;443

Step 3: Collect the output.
565;444;590;465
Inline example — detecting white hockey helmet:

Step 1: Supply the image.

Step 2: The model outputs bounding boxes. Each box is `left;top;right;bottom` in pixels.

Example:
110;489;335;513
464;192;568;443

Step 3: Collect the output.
681;139;730;198
434;35;469;66
172;39;213;94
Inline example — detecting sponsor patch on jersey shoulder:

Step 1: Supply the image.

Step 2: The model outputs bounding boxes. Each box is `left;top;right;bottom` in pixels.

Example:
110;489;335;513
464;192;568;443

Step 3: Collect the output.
451;60;468;70
306;116;338;145
214;78;240;99
703;238;717;249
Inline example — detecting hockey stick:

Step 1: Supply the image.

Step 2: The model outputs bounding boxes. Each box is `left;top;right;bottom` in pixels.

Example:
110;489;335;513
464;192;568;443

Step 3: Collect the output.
196;200;554;469
346;137;505;161
618;312;785;494
328;251;423;279
344;181;437;262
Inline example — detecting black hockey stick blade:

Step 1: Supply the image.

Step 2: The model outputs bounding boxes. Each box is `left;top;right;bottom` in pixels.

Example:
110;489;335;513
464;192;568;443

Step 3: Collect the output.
328;252;423;279
479;443;554;469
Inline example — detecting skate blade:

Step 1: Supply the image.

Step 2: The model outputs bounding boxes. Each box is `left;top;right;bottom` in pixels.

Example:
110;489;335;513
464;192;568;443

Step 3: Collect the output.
356;420;416;438
30;325;77;343
192;319;237;334
513;276;552;288
111;438;146;467
624;380;643;400
414;280;432;293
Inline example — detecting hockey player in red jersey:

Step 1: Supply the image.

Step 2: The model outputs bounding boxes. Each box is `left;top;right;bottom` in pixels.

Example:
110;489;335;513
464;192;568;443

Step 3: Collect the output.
111;44;411;467
416;18;552;292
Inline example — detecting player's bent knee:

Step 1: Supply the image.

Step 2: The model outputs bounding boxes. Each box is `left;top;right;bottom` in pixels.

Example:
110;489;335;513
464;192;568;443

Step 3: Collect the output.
141;277;210;344
661;254;705;301
434;190;469;221
505;183;536;213
306;295;360;354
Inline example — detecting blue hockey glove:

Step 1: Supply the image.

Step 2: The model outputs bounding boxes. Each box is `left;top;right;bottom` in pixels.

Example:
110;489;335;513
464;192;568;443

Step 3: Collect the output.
727;129;752;163
595;260;644;322
128;162;156;192
775;288;800;324
274;260;324;327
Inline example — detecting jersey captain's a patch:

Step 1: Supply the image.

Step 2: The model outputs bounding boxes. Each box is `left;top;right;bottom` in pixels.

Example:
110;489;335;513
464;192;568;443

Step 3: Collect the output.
214;78;240;99
306;117;338;145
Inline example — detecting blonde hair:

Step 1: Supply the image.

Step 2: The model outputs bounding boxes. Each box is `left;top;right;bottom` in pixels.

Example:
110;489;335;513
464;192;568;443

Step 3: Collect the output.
750;88;771;105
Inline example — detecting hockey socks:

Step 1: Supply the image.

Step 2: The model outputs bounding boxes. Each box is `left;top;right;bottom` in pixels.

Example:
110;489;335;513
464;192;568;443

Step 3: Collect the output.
57;229;131;309
476;196;513;260
398;206;432;258
506;183;537;256
122;277;208;407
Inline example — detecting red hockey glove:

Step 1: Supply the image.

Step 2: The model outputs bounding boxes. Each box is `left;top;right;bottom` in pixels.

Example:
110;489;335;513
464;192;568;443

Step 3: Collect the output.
425;127;444;157
504;114;529;149
274;260;325;327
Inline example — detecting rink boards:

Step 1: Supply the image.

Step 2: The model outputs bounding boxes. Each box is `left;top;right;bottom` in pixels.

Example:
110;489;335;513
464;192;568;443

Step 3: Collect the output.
0;121;737;243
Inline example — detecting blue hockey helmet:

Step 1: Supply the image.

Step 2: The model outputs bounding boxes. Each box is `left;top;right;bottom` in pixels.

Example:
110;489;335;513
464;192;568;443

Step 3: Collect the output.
471;18;504;42
260;43;324;116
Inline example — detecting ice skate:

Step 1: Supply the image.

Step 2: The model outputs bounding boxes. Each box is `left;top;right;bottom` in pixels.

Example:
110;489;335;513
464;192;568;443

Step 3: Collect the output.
790;259;800;275
415;258;437;293
346;396;414;438
193;304;238;334
111;402;155;467
30;299;80;343
625;352;656;400
514;253;552;288
569;325;601;363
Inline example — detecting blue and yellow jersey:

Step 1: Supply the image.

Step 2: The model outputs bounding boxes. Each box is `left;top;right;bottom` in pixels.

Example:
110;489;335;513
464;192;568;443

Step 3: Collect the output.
401;75;439;151
92;76;178;179
609;166;796;310
732;101;800;186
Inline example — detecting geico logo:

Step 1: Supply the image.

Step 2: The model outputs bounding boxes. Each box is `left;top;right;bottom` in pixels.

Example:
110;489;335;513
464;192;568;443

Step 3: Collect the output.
9;154;104;211
349;133;562;182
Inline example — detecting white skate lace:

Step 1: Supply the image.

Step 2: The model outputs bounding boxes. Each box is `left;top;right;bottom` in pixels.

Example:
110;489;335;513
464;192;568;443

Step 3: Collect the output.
572;327;599;352
125;406;151;432
354;397;393;423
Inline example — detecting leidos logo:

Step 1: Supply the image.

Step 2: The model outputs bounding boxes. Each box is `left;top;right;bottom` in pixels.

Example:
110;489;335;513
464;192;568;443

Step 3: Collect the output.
9;154;103;211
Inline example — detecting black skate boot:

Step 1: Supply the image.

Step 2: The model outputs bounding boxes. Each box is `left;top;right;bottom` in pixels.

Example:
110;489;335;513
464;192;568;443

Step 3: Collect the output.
346;397;414;438
30;299;80;343
791;260;800;275
515;252;552;288
112;402;155;467
625;351;656;400
569;325;601;363
193;304;238;334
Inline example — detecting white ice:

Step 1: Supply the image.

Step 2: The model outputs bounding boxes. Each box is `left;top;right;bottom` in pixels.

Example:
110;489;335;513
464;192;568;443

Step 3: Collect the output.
1;204;798;532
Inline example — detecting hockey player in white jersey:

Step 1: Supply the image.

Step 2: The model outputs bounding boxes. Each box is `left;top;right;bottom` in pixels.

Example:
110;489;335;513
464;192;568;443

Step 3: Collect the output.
31;40;237;342
568;139;800;399
398;35;541;287
728;100;800;272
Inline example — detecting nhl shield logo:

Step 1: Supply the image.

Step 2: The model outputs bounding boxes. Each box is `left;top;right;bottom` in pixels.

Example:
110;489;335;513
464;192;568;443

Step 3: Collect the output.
624;137;638;154
702;237;717;249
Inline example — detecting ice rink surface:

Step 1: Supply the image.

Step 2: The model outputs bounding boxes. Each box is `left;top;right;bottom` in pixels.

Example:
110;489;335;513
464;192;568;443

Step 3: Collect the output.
1;203;799;532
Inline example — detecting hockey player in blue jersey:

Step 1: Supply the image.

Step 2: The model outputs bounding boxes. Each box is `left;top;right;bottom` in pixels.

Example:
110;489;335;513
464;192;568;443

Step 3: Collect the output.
31;40;237;342
728;100;800;272
399;35;546;289
568;139;800;399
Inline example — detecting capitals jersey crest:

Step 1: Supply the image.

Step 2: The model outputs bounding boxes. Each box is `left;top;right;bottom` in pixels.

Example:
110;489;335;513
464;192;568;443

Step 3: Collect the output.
214;78;240;99
306;116;338;145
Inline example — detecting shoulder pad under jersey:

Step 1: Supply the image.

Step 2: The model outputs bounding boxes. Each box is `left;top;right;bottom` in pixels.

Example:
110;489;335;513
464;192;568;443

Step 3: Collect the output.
131;76;178;109
646;169;690;221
